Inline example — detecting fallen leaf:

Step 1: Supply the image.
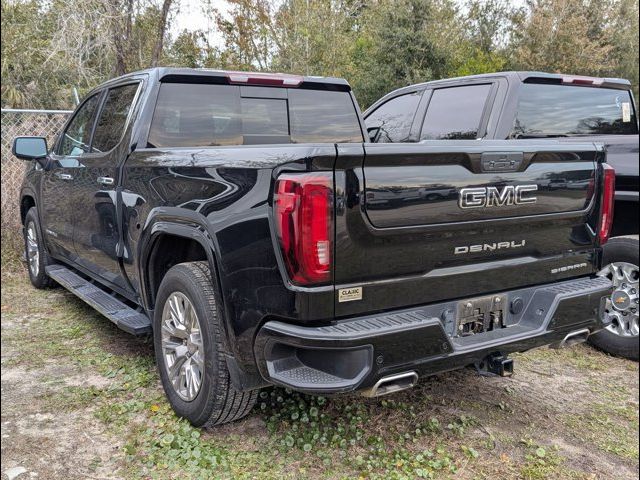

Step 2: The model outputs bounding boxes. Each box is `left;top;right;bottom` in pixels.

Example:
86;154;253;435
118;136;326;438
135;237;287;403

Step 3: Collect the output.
5;466;28;480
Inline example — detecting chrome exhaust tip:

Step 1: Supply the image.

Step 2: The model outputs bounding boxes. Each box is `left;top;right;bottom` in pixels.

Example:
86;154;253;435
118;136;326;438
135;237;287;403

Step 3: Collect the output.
551;328;591;349
361;371;418;398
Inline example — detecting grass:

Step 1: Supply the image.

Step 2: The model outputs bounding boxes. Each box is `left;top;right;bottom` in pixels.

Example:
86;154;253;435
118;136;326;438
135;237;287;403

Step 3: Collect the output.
1;246;638;479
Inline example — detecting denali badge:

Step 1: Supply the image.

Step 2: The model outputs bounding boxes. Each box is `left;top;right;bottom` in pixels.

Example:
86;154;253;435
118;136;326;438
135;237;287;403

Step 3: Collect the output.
454;240;526;255
459;185;538;209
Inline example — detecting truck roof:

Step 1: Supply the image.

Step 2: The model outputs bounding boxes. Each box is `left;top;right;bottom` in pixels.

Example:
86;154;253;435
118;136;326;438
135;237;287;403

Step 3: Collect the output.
93;67;352;92
386;71;632;97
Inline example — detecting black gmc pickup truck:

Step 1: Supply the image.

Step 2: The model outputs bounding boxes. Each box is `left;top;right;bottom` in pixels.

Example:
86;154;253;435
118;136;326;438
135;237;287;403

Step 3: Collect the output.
365;71;639;360
14;68;616;427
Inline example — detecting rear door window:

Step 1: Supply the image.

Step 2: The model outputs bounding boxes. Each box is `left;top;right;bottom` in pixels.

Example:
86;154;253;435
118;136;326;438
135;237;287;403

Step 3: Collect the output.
58;93;101;156
92;83;139;152
420;84;492;140
512;84;639;137
365;92;422;143
147;83;363;147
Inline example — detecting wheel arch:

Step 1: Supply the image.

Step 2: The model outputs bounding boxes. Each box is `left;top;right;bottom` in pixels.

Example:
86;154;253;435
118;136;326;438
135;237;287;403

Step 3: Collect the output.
139;212;223;312
20;191;37;225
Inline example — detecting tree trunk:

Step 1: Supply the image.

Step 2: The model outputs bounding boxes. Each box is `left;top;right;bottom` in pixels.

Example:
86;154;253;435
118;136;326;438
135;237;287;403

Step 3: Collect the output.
151;0;173;67
108;0;128;76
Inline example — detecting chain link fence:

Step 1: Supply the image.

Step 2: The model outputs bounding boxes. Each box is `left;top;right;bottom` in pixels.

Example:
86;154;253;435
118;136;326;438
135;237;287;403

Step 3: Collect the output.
1;109;71;234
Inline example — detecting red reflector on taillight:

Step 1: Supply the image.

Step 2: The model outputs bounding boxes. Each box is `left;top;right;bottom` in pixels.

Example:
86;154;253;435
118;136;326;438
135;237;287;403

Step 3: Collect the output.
274;173;333;285
598;164;615;245
561;76;603;86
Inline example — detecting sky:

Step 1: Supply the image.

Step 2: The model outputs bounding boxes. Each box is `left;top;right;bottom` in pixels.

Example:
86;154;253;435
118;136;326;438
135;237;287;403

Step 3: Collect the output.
170;0;228;47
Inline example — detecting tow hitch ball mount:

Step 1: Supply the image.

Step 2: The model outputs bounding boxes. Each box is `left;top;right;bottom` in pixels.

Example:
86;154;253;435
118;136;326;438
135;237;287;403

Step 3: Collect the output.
475;353;514;377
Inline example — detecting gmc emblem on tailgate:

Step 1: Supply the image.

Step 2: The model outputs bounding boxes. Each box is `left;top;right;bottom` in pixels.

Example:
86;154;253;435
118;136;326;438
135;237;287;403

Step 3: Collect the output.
458;185;538;209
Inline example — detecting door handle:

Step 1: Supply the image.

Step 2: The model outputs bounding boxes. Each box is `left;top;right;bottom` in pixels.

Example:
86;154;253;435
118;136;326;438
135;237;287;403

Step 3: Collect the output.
97;176;114;186
55;172;73;181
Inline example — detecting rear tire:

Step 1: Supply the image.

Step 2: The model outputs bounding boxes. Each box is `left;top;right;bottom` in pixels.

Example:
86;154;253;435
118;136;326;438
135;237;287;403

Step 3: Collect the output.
23;207;55;289
153;261;258;426
588;236;639;361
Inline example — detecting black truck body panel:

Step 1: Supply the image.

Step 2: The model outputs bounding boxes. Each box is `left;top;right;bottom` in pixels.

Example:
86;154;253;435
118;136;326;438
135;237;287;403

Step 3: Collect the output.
18;68;615;394
364;71;639;236
333;141;604;320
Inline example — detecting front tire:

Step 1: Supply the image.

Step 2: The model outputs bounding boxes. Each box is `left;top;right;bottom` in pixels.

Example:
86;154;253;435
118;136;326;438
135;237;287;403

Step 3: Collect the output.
589;236;639;361
23;207;55;289
153;261;258;427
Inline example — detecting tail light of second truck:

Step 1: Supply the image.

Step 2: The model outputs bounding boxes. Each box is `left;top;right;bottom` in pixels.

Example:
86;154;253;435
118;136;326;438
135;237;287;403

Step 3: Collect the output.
598;164;616;245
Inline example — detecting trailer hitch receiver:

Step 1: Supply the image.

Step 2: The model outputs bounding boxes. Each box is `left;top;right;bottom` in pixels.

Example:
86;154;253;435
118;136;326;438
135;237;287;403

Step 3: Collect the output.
475;353;514;377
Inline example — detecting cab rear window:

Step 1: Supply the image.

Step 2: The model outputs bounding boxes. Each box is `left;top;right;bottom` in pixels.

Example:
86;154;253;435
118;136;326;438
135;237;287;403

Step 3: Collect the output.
512;84;638;137
147;83;363;147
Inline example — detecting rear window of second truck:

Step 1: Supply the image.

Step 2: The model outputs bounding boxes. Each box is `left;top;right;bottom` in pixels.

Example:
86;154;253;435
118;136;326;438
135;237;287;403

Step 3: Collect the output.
512;84;638;137
147;83;363;147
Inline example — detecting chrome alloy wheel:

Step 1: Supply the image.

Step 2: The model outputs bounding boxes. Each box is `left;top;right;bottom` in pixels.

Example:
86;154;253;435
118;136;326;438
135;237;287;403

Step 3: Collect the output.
26;222;40;277
598;262;639;338
161;292;205;401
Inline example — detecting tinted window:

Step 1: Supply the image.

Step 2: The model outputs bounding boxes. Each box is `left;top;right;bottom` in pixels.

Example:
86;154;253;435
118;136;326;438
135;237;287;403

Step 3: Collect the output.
148;83;363;148
365;92;421;143
420;84;491;140
149;84;242;147
512;84;639;137
289;89;363;143
241;97;288;136
58;94;100;156
92;83;139;152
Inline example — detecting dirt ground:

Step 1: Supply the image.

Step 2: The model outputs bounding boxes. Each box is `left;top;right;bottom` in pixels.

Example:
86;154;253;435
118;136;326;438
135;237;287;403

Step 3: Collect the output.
1;256;638;480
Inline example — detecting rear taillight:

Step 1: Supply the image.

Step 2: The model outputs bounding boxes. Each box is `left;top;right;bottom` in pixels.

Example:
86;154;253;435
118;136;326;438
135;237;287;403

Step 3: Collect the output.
598;164;615;245
274;173;333;285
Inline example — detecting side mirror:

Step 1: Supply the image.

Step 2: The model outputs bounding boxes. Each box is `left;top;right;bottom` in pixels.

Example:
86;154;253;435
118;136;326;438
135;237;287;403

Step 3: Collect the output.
367;126;381;143
12;136;48;161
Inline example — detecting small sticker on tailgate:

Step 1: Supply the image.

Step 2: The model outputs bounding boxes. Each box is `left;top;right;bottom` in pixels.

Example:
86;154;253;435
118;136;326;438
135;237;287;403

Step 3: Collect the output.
622;102;631;122
338;287;362;302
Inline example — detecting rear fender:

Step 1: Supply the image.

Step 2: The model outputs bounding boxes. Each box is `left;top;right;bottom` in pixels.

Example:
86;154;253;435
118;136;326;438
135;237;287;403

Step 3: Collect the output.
138;208;229;343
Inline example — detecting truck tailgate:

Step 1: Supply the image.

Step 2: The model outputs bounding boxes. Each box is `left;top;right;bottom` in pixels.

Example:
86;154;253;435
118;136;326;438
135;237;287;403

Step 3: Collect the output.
334;140;605;317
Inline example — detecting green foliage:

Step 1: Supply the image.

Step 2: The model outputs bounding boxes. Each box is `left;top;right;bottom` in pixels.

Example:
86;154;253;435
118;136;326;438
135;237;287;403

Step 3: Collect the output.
258;387;463;479
165;30;210;68
509;0;615;76
1;0;178;108
451;48;508;78
608;0;639;98
519;440;564;479
1;0;638;111
348;0;458;108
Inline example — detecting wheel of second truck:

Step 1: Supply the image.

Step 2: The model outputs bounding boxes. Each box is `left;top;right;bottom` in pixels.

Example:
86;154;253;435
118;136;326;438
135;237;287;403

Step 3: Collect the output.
23;207;55;289
153;261;258;426
589;236;639;361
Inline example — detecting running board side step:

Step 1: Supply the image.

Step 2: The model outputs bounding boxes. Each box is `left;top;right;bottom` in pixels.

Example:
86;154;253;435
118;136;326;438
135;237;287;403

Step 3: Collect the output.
45;265;152;336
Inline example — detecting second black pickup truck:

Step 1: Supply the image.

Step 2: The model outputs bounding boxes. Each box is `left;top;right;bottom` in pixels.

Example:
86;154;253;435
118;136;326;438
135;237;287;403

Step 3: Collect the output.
14;68;615;426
